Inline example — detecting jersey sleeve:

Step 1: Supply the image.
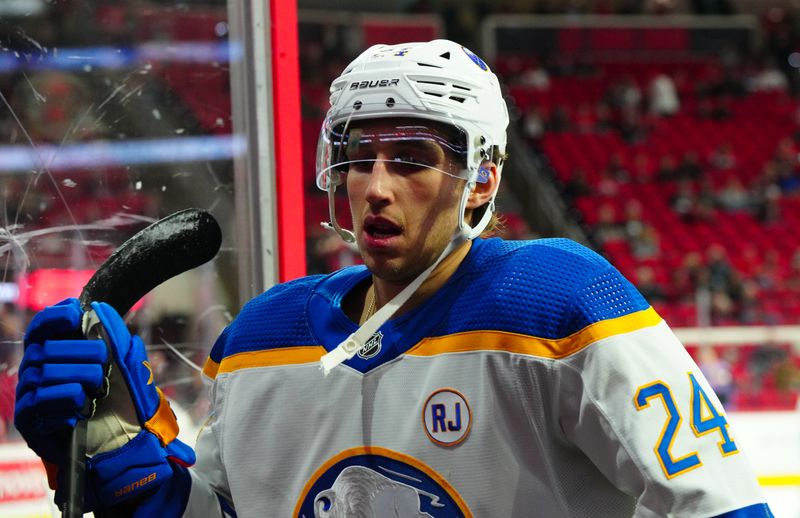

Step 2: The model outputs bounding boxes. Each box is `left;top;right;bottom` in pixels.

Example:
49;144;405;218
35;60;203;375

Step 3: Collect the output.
180;331;236;518
180;416;233;518
556;267;772;518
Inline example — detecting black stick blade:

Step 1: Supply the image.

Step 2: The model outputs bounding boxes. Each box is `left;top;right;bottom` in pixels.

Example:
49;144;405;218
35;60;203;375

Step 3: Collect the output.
78;209;222;315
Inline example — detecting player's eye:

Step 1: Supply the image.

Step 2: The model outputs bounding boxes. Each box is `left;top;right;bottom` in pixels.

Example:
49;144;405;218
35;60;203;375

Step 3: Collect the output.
387;145;441;174
387;154;434;174
346;149;377;173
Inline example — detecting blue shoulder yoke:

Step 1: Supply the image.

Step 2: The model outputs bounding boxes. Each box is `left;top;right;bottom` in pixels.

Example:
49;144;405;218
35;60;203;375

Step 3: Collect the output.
208;238;649;367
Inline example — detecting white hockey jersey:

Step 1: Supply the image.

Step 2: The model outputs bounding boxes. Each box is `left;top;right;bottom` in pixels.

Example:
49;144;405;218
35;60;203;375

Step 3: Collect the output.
180;238;772;517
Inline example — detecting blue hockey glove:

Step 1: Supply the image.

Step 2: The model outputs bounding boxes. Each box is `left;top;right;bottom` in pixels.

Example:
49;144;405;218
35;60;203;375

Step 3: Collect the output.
15;298;105;464
14;298;195;511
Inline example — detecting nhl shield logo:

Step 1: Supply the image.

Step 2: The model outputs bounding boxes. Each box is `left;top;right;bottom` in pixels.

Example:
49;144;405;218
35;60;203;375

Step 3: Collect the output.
357;331;383;359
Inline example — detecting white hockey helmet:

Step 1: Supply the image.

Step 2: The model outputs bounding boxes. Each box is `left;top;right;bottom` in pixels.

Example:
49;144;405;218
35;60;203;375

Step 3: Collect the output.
316;39;510;241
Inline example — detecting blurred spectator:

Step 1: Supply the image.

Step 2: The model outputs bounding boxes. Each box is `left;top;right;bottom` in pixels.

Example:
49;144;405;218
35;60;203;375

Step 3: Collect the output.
696;347;734;408
670;251;708;302
594;101;615;133
671;179;697;219
623;200;646;239
706;244;735;294
762;6;800;94
753;162;783;223
655;154;679;182
10;71;104;144
635;265;667;304
548;105;571;132
591;203;625;244
754;193;781;224
709;142;737;171
745;57;789;92
518;63;550;90
754;249;783;291
787;248;800;290
648;73;680;116
697;95;733;121
736;279;764;324
631;225;661;259
774;135;798;163
710;290;737;324
607;153;630;182
644;0;679;16
575;103;596;134
716;177;752;212
619;106;647;144
597;168;620;196
622;200;660;258
522;106;546;146
0;302;22;441
608;76;642;113
562;167;591;199
631;152;654;184
749;344;788;385
778;167;800;195
774;353;800;394
676;151;703;181
736;244;763;278
700;49;746;99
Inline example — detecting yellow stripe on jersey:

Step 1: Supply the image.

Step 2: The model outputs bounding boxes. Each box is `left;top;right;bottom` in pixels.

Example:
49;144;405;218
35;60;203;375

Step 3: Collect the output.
204;346;327;379
202;358;220;379
758;474;800;486
202;307;661;377
407;307;662;359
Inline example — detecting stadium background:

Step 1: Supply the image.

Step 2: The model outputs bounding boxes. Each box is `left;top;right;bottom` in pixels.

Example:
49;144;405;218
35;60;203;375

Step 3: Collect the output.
0;0;798;515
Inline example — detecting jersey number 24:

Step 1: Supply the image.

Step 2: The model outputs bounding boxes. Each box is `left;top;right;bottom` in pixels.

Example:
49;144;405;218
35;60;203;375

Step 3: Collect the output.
635;372;738;479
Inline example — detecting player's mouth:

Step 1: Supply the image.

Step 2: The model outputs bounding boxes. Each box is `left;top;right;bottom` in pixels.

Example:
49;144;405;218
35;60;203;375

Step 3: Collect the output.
363;216;402;248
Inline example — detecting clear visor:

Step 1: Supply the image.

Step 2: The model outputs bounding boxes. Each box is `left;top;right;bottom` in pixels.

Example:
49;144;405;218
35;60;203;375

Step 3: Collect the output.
316;114;473;190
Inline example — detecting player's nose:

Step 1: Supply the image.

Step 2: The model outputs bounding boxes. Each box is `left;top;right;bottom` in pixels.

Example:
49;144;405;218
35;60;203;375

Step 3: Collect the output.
364;155;395;205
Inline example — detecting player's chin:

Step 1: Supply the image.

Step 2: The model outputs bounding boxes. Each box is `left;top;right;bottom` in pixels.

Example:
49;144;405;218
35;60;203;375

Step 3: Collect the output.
361;253;407;281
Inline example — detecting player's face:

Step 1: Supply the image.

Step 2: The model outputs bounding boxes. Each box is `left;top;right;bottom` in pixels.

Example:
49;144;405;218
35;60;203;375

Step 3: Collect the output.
345;120;466;284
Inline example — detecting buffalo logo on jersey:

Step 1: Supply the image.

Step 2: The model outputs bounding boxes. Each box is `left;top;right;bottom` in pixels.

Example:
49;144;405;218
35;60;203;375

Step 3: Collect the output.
356;331;383;360
423;389;471;446
295;447;470;517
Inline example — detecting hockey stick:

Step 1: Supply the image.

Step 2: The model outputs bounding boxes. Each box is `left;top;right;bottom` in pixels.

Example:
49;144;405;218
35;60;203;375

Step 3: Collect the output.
61;208;222;518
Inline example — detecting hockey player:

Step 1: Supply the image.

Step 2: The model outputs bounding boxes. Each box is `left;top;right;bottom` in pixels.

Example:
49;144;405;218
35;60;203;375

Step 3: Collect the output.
15;40;773;517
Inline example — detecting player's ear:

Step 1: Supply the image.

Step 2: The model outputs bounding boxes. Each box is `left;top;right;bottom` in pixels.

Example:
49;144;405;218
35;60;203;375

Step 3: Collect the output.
466;161;499;209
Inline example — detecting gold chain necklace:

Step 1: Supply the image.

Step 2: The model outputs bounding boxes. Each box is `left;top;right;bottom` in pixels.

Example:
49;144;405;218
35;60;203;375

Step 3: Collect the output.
362;285;376;324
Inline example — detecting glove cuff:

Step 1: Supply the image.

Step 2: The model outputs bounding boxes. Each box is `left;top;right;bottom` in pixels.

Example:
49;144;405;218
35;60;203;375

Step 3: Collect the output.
55;429;196;511
144;387;181;446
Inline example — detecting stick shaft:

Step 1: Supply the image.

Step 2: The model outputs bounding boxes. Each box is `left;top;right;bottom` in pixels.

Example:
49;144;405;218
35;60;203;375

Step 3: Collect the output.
63;419;87;518
62;209;221;516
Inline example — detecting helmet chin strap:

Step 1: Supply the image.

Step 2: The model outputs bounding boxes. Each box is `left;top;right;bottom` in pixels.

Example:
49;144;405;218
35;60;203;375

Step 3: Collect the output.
319;230;467;375
321;173;356;243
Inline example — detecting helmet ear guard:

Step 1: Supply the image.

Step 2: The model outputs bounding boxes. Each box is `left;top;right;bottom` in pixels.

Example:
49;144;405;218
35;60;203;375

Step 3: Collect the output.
461;160;501;239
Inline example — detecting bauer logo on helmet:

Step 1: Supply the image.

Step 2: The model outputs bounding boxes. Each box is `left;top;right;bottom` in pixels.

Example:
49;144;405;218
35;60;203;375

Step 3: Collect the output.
348;78;400;90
